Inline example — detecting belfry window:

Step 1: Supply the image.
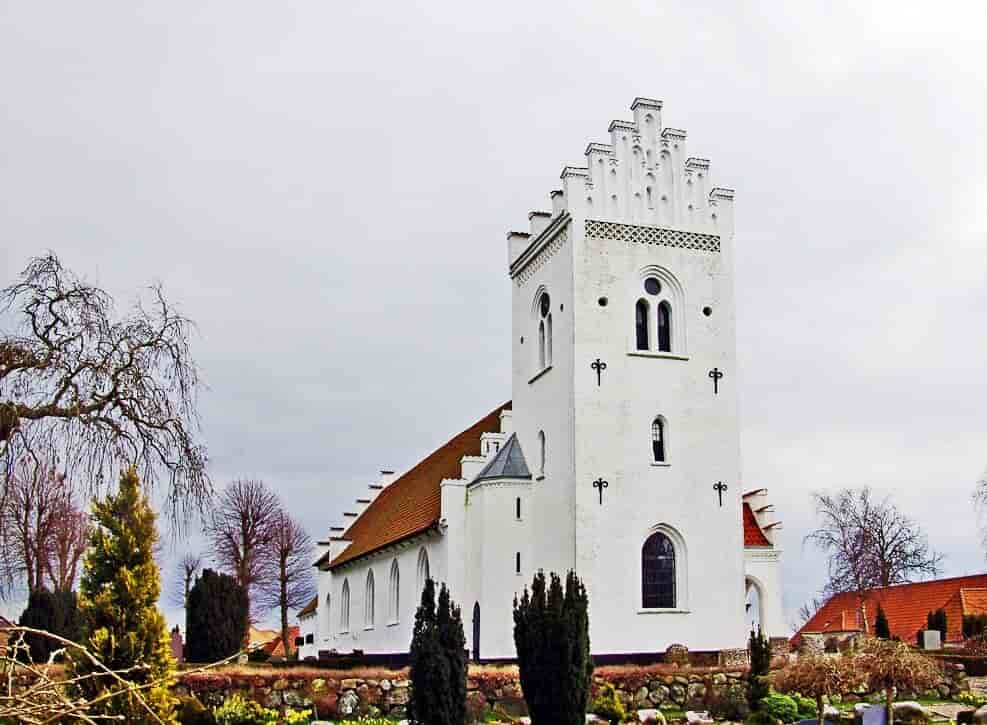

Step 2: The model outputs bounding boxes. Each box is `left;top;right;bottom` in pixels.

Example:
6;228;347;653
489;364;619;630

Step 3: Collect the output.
642;532;676;608
635;300;650;350
651;418;666;463
657;302;672;352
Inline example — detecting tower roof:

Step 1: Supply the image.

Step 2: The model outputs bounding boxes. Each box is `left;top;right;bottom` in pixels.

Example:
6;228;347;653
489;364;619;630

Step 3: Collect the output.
472;433;531;482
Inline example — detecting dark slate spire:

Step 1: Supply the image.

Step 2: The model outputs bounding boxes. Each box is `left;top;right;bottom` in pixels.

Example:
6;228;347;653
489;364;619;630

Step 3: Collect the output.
473;433;531;482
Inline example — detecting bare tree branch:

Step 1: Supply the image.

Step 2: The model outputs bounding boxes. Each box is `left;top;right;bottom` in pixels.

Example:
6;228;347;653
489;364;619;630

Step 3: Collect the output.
0;253;210;524
258;509;316;660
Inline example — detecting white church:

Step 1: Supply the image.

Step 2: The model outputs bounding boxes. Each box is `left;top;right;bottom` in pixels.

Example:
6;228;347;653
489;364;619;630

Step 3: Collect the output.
297;97;783;662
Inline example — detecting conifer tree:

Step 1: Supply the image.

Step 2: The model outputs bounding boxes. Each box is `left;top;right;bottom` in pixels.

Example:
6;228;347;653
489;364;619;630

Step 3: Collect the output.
17;588;82;662
71;467;177;723
436;582;467;725
747;627;771;711
514;570;593;725
875;604;891;639
409;578;452;725
186;568;249;663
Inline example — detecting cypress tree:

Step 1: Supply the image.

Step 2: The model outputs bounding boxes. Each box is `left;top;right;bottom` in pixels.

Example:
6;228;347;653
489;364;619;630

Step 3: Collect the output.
436;583;467;725
513;570;593;725
875;605;891;639
409;578;452;725
186;569;249;663
747;627;771;711
71;467;177;723
17;588;82;663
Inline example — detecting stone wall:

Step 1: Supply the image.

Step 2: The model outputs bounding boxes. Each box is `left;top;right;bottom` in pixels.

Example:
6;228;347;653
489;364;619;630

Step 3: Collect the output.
174;661;970;721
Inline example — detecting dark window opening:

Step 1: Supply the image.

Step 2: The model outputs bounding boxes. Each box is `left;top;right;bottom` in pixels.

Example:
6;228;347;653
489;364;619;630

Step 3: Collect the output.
635;300;649;350
652;418;665;463
644;277;661;295
642;532;676;608
515;497;521;519
515;552;521;574
657;302;671;352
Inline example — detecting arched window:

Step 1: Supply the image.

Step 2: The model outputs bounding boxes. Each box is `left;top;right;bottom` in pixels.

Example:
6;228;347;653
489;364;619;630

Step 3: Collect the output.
515;496;522;519
538;321;546;369
416;548;430;592
537;430;546;476
651;417;666;463
635;300;650;350
365;569;375;628
323;593;331;640
546;314;553;366
388;559;400;625
340;579;350;633
642;532;676;608
657;301;671;352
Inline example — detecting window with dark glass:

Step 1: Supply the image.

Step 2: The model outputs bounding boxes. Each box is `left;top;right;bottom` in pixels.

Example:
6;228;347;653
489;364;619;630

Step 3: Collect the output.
516;497;521;519
651;418;665;462
635;300;649;350
657;301;671;352
539;292;551;317
642;532;676;608
515;552;521;574
644;277;661;295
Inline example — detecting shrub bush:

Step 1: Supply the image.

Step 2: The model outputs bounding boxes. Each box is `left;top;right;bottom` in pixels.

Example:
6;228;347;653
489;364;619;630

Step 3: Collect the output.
748;628;771;711
927;609;947;642
791;693;817;720
761;692;799;724
17;588;82;663
177;694;216;725
187;569;249;663
709;687;750;721
964;615;987;640
590;684;626;725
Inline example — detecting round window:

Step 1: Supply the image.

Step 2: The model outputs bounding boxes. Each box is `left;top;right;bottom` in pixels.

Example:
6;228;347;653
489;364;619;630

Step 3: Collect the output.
539;293;551;317
644;278;661;295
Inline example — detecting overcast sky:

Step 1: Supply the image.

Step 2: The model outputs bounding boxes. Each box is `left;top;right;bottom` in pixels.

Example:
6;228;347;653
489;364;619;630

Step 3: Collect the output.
2;1;986;633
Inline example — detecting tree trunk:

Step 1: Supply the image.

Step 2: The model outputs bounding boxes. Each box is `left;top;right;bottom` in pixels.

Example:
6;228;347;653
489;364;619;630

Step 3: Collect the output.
817;695;825;725
886;688;894;725
280;559;289;662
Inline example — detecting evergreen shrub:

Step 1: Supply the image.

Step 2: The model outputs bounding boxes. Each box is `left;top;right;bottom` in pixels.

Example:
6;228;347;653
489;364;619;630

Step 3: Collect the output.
17;588;82;662
927;609;947;642
875;605;891;639
513;570;593;725
590;684;626;725
761;692;799;724
748;627;771;711
187;569;249;663
408;577;467;725
709;687;751;722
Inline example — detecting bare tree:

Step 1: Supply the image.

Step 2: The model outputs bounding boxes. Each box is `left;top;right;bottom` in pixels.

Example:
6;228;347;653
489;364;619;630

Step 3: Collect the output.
169;551;204;639
794;596;824;631
204;479;280;620
806;487;942;631
259;509;316;660
0;253;209;522
0;460;76;596
43;496;89;592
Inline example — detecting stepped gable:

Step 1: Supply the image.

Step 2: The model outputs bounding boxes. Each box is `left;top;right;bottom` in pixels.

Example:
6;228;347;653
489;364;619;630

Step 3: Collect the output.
793;573;987;645
743;502;772;547
472;433;531;483
329;402;511;569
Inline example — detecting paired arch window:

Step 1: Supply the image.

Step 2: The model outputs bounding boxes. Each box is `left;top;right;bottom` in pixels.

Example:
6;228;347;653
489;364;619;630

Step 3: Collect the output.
365;570;375;628
635;276;675;353
388;559;400;625
340;579;350;633
642;532;676;608
651;417;666;463
537;291;552;370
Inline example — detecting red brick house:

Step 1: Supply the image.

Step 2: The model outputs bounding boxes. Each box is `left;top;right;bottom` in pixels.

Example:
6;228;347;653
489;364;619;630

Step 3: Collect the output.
793;574;987;646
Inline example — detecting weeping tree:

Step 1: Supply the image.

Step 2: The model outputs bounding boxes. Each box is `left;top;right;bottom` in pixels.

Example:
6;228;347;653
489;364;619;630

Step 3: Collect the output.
856;638;941;725
0;253;209;524
513;570;593;725
773;652;860;725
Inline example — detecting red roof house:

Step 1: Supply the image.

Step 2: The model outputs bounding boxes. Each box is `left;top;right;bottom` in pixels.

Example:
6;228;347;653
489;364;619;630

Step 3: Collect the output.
793;574;987;646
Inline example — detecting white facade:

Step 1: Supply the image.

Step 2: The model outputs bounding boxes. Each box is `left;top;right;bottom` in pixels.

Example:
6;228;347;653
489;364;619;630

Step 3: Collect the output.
305;97;783;661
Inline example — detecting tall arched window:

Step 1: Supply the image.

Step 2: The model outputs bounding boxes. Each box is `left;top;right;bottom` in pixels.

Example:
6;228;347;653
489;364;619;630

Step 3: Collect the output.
546;314;553;366
365;569;375;629
652;417;666;463
657;301;672;352
538;321;546;369
642;532;676;608
323;593;331;641
340;579;350;633
537;430;546;476
388;559;400;625
416;548;430;592
635;300;650;350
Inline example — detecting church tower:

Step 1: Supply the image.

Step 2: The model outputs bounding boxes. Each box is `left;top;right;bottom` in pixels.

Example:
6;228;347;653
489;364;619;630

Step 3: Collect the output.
507;97;750;654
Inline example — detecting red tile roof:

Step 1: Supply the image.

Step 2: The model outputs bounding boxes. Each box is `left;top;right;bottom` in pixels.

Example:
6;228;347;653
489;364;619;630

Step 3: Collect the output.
743;502;772;547
329;402;510;569
793;574;987;645
298;595;318;618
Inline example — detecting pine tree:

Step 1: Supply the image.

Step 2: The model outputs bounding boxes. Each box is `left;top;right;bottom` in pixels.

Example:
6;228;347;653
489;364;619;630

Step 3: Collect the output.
17;588;82;662
71;467;177;723
436;583;467;725
747;627;771;711
514;570;594;725
409;578;452;725
875;605;891;639
186;568;249;663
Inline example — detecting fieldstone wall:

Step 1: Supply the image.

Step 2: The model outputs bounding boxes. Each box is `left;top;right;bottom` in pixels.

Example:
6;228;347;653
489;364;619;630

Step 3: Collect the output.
174;661;970;720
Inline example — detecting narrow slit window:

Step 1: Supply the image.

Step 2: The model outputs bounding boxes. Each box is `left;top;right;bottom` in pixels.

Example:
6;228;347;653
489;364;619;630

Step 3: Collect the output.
515;497;521;519
515;552;521;574
652;418;666;463
657;301;671;352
